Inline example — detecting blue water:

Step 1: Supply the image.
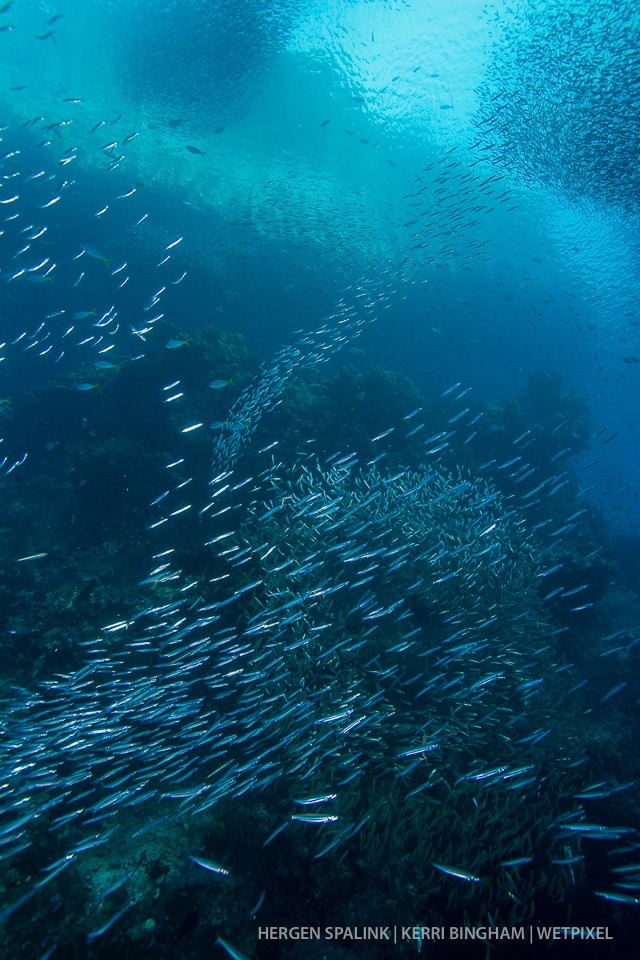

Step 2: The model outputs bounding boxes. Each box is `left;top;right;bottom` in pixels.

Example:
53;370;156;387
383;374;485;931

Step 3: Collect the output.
0;1;639;958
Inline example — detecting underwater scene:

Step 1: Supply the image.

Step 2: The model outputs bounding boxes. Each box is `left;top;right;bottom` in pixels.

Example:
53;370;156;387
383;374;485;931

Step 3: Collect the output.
0;0;639;958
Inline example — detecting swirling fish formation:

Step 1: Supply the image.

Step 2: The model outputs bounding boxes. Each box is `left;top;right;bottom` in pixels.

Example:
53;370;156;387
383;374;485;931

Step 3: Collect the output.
0;4;639;958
